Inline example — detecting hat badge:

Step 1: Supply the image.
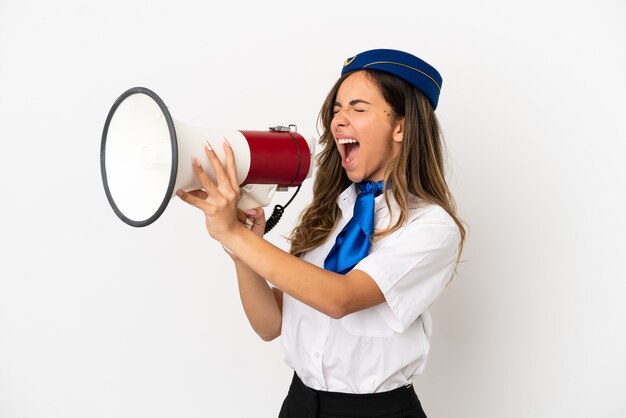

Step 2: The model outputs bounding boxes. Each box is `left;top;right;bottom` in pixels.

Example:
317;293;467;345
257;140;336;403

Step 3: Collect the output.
343;55;357;67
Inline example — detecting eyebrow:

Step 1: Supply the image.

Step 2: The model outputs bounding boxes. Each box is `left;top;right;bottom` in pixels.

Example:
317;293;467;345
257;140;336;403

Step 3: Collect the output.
333;99;372;107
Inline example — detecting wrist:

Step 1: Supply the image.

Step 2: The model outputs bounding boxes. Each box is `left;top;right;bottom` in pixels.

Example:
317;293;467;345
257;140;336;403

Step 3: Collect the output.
217;223;248;252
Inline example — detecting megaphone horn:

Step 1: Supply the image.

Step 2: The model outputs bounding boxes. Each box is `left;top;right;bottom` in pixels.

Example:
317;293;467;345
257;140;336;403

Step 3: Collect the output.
100;87;315;227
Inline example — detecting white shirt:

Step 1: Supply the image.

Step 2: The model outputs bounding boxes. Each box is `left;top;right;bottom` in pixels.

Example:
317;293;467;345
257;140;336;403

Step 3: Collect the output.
280;184;461;393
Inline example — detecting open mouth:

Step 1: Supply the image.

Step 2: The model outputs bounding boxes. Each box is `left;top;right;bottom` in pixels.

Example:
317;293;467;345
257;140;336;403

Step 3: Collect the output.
337;138;360;165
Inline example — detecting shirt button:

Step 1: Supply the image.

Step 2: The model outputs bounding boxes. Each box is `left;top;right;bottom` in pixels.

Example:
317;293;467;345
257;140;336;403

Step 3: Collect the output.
315;352;320;359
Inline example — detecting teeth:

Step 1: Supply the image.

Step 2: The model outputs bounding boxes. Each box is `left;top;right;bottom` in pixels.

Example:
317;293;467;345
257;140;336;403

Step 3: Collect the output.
337;138;359;144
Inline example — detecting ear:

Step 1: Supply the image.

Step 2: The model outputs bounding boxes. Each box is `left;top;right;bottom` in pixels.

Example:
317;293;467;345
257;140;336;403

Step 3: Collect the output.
392;118;404;143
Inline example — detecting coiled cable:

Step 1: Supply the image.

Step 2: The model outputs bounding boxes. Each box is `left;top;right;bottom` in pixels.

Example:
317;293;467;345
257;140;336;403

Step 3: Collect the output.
264;185;301;234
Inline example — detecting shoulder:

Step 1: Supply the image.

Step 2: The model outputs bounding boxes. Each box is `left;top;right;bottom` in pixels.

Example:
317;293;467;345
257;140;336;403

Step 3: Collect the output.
377;197;461;249
407;199;458;229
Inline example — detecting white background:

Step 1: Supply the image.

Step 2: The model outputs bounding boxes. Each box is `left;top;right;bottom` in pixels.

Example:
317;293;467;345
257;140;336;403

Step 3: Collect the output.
1;0;625;417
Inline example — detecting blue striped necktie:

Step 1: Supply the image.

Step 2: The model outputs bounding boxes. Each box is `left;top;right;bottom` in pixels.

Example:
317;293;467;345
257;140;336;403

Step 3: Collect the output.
324;180;384;274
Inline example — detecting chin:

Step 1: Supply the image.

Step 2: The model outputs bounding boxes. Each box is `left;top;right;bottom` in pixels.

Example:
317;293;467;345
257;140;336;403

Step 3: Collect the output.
345;171;364;184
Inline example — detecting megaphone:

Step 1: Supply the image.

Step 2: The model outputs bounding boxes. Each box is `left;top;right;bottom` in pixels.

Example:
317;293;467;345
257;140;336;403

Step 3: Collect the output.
100;87;315;228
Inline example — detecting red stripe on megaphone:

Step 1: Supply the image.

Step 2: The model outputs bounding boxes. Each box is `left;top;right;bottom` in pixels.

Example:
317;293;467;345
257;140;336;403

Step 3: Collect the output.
240;130;311;187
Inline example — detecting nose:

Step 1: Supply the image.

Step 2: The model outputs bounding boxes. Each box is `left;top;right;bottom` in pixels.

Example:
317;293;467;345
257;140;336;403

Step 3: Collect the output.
331;108;349;131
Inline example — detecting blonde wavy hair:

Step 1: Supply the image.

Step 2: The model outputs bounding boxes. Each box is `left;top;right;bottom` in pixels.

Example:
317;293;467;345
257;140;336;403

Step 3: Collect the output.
289;70;466;262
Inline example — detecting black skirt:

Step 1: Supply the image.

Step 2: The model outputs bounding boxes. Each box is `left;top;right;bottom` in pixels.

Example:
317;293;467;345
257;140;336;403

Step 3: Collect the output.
278;373;427;418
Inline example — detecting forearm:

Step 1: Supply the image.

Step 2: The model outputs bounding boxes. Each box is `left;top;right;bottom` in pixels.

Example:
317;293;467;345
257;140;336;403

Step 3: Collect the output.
224;225;360;319
233;259;282;341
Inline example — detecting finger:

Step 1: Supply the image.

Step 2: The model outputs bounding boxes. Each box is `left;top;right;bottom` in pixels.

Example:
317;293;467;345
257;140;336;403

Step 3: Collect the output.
203;140;230;188
236;208;248;224
223;138;239;193
245;207;266;225
187;189;208;200
236;209;256;230
244;207;266;236
176;189;208;209
246;207;265;223
191;156;218;195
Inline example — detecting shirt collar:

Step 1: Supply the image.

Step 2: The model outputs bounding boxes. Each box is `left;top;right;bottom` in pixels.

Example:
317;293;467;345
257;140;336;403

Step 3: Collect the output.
338;183;393;219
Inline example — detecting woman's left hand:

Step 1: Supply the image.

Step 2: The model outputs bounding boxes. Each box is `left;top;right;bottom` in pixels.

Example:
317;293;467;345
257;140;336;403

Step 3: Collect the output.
176;140;240;242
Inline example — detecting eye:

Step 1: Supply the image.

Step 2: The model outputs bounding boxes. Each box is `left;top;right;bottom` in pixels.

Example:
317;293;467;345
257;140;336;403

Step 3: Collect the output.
354;108;365;113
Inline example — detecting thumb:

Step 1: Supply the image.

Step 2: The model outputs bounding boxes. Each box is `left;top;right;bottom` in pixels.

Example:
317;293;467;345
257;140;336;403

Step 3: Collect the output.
244;207;266;236
245;207;266;225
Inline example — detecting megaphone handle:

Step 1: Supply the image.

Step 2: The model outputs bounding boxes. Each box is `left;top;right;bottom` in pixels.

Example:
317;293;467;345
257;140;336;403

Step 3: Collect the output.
237;184;276;212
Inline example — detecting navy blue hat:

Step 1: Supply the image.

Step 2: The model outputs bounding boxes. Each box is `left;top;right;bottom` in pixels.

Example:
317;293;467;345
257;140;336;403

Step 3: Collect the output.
341;48;443;110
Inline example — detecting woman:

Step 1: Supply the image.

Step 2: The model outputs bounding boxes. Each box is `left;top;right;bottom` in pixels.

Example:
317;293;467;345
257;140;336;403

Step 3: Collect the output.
177;48;466;418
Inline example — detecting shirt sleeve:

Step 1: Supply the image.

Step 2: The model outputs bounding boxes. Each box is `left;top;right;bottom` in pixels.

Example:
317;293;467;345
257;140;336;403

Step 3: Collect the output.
353;217;461;333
